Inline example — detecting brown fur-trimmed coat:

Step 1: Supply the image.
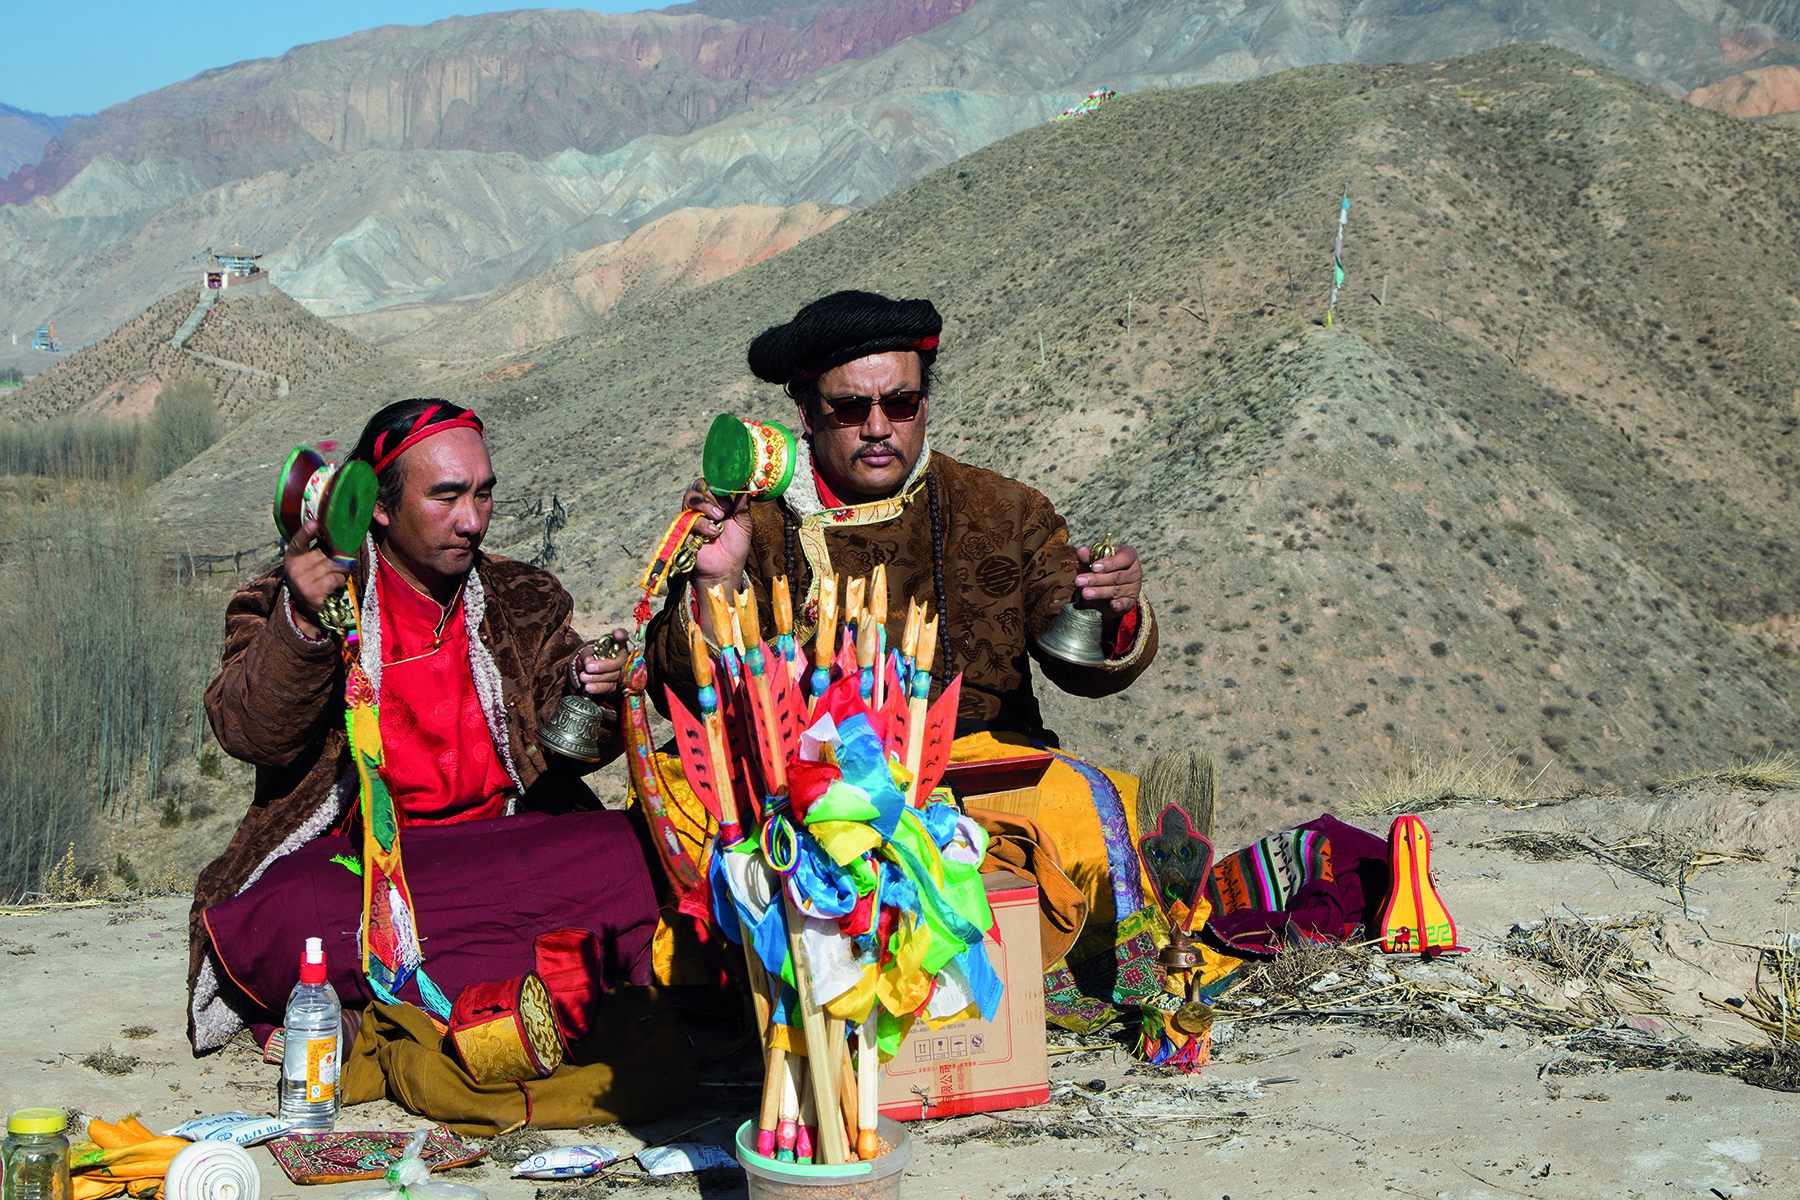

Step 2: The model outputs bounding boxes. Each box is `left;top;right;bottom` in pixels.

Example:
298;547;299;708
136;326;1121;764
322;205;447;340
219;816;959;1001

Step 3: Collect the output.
646;450;1157;742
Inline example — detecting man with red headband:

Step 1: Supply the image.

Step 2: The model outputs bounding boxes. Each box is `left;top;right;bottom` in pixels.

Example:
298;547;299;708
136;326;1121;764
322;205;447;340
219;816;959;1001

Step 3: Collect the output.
645;291;1158;990
185;400;684;1125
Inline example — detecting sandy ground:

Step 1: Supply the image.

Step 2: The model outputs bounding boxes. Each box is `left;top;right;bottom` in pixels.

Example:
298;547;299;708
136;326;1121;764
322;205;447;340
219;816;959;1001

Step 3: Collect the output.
4;784;1796;1200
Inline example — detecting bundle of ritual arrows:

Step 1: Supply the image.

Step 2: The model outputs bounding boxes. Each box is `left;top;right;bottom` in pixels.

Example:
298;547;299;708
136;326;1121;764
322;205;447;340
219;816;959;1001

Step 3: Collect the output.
662;565;1002;1165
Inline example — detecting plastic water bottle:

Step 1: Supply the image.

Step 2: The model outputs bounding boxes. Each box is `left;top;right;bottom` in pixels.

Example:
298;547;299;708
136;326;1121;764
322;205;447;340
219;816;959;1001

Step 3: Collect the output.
278;937;341;1131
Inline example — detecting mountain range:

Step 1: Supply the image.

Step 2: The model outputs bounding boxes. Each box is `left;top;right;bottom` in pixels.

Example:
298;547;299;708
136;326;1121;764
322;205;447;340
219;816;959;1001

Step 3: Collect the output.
114;44;1800;825
0;104;75;178
10;0;1800;355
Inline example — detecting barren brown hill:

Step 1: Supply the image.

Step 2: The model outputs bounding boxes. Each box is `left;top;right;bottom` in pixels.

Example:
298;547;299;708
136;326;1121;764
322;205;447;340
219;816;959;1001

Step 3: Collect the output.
4;285;377;424
378;202;854;354
154;45;1800;832
1687;63;1800;116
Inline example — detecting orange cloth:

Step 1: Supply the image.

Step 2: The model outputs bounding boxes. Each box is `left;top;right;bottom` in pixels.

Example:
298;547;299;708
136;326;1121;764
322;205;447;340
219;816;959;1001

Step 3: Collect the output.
948;730;1152;965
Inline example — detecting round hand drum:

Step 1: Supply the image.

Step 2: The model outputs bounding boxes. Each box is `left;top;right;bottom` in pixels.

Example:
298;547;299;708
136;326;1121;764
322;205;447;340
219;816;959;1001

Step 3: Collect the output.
702;412;797;498
273;446;378;566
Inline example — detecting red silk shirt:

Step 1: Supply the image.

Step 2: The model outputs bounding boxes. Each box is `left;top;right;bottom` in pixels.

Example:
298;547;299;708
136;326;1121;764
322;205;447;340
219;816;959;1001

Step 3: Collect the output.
375;555;515;825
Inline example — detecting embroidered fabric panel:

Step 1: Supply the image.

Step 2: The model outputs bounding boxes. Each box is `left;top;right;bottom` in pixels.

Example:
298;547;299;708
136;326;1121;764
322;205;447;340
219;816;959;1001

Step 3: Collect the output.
266;1127;484;1184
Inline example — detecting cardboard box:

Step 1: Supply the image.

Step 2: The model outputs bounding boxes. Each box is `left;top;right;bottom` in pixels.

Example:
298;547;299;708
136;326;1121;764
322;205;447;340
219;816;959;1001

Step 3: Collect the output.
877;871;1048;1120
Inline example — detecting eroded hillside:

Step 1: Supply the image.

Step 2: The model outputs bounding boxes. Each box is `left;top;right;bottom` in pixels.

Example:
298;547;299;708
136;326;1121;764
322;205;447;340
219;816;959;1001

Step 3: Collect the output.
5;285;376;423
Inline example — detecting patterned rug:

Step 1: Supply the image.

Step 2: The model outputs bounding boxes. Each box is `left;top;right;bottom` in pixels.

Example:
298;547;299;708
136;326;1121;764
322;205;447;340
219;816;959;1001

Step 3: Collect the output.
267;1127;485;1184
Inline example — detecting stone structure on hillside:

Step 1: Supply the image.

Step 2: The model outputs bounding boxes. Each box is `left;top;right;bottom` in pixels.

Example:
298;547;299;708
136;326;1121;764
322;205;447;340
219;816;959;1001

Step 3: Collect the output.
203;242;270;295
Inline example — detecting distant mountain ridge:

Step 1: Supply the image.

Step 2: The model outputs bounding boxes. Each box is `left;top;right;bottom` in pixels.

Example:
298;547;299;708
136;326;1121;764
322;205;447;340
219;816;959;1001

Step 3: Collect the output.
0;103;77;178
12;0;1800;352
0;0;978;207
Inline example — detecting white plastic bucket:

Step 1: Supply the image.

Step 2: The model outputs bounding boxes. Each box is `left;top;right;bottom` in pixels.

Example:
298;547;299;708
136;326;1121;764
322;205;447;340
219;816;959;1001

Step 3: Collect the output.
734;1117;911;1200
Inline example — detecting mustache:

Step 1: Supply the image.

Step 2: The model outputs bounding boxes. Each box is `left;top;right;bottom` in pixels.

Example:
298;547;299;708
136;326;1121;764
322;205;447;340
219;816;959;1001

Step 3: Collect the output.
855;443;901;460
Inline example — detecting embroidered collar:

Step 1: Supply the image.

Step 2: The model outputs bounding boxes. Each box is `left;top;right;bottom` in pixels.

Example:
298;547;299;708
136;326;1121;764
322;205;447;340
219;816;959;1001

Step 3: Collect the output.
784;438;933;637
783;434;932;521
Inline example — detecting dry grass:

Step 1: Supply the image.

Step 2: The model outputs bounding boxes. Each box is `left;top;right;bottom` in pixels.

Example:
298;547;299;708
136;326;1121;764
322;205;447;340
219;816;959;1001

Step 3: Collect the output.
1704;940;1800;1047
1185;924;1799;1090
1658;752;1800;793
25;844;196;905
1213;938;1574;1043
1346;744;1555;817
1474;831;1763;917
80;1049;140;1076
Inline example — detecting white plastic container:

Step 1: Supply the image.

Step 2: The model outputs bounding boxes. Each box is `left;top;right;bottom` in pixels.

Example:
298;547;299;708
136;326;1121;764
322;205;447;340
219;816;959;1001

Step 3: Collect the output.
735;1119;911;1200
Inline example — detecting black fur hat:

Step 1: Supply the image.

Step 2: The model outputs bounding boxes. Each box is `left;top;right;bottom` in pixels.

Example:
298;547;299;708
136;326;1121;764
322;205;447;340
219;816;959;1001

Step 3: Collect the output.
747;290;941;387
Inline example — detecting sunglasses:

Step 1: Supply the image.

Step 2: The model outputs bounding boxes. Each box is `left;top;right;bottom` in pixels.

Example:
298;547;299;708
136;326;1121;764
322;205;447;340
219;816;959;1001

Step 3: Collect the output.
820;390;924;428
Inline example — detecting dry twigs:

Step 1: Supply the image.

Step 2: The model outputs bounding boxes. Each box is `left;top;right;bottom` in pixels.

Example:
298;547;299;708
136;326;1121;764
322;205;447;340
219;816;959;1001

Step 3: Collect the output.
1502;914;1667;1023
1475;830;1761;906
1198;919;1798;1093
1702;939;1800;1048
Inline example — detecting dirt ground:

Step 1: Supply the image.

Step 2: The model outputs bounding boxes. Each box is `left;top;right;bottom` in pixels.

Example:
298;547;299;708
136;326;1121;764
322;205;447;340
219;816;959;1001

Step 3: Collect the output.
4;783;1796;1200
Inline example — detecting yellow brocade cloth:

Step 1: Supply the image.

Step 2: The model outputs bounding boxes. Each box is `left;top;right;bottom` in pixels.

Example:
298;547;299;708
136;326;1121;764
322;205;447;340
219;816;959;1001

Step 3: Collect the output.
947;730;1148;963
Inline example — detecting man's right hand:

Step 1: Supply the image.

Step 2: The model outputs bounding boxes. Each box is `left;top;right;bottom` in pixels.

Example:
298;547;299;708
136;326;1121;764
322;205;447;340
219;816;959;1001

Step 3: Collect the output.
285;519;350;640
683;476;753;593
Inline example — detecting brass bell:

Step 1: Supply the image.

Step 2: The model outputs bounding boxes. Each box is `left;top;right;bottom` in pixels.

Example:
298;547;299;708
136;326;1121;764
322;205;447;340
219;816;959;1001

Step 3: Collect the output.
536;694;618;762
1037;602;1108;666
536;636;622;762
1036;535;1117;667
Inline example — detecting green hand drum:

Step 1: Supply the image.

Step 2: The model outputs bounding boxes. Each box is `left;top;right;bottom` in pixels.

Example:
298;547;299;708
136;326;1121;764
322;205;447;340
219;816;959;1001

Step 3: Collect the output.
273;446;378;565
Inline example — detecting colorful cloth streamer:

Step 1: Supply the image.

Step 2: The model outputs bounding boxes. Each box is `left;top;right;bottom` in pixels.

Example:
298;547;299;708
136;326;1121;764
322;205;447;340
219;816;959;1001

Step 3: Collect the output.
1327;183;1350;327
692;656;1002;1065
324;577;450;1020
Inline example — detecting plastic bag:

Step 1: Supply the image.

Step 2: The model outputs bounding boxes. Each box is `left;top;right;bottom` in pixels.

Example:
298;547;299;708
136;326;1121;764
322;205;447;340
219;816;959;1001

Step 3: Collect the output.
509;1147;619;1179
341;1133;486;1200
162;1114;294;1147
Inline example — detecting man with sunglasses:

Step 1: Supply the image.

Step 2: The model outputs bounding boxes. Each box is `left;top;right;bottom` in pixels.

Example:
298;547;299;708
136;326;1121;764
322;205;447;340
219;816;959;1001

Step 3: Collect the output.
645;290;1159;975
649;288;1156;740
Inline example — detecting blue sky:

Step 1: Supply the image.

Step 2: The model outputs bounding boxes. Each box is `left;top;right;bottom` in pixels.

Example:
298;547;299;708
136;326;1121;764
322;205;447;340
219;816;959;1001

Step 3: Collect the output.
5;2;662;117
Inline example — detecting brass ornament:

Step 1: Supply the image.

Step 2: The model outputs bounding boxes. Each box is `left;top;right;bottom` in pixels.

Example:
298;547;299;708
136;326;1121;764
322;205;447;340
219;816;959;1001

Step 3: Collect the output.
1156;925;1200;974
1172;999;1214;1037
317;589;358;638
1037;602;1107;666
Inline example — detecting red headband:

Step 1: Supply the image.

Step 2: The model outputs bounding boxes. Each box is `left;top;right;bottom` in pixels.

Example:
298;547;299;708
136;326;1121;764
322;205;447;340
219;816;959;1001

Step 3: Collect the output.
370;406;485;473
795;336;941;383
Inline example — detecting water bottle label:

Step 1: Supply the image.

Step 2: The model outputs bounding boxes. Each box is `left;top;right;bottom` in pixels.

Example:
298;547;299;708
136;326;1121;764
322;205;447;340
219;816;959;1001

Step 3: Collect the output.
306;1036;338;1102
284;1034;338;1101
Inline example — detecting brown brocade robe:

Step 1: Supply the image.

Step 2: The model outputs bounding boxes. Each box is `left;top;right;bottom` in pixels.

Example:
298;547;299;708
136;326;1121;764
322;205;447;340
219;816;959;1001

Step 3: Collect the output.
188;547;619;1052
645;448;1157;741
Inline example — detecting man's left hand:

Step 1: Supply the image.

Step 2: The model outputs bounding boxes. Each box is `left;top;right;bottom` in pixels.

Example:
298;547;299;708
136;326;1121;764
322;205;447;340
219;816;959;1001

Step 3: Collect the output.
1074;543;1142;616
574;628;632;698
